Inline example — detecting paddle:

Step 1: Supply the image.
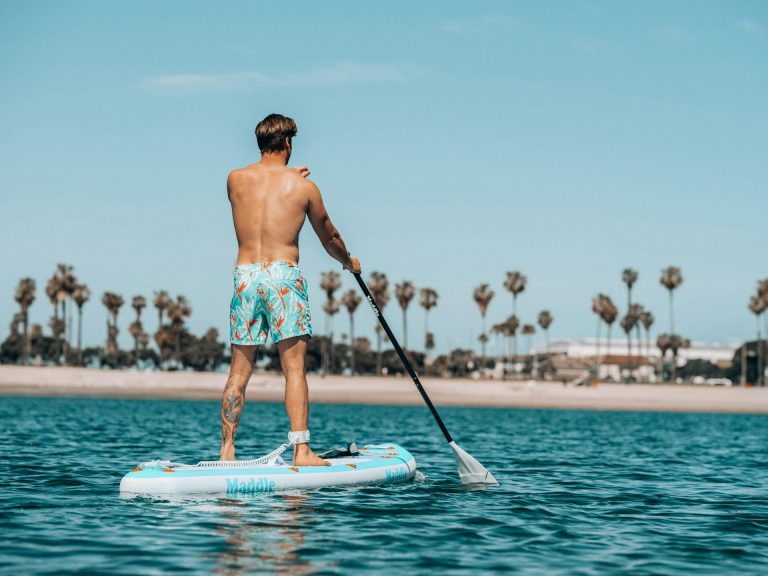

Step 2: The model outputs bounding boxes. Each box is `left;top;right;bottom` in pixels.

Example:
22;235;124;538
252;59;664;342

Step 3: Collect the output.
354;273;498;486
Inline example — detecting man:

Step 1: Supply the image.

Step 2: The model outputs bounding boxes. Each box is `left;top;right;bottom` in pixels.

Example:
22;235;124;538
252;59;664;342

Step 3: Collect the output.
221;113;361;466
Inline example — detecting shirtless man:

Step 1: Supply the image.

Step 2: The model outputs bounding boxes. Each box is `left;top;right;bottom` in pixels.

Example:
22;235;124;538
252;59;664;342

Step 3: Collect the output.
221;113;361;466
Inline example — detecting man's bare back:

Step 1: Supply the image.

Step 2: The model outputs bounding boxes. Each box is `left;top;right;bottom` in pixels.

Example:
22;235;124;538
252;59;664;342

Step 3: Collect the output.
220;113;359;467
228;162;312;265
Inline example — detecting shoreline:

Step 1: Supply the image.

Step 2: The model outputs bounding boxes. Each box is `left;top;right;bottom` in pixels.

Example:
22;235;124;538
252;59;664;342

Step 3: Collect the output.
1;365;767;414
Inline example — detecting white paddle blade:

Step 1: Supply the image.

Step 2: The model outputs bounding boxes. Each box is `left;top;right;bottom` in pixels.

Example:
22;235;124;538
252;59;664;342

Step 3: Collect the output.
449;441;499;486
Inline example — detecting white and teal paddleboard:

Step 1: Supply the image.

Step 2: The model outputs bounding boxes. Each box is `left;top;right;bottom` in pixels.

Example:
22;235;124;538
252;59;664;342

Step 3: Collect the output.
120;443;416;495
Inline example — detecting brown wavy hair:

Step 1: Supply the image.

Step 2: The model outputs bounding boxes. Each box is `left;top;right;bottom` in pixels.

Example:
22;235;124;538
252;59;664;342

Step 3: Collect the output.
255;113;297;154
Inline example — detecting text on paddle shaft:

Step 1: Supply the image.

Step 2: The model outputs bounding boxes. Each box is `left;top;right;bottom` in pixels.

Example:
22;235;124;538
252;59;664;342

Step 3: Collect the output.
366;295;380;317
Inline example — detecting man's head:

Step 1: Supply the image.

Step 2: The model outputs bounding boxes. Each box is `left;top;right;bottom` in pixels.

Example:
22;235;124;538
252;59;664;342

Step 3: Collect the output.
255;114;297;160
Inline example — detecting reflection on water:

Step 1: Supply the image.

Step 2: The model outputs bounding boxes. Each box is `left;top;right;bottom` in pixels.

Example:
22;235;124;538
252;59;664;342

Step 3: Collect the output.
212;495;318;576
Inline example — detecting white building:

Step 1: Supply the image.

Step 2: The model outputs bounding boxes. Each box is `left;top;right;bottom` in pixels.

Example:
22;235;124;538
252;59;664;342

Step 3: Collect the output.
531;338;739;366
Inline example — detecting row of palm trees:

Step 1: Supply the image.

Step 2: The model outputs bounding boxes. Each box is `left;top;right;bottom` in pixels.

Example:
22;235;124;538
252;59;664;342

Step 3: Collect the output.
8;264;767;382
314;269;554;377
318;271;440;376
591;266;686;382
10;264;208;368
748;279;768;386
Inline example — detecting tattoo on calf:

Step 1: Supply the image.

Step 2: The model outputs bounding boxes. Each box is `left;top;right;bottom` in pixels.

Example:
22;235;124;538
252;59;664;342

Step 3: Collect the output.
223;392;244;424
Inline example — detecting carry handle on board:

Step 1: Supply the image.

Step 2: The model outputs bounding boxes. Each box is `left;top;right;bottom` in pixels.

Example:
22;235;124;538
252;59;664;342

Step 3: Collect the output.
354;273;498;486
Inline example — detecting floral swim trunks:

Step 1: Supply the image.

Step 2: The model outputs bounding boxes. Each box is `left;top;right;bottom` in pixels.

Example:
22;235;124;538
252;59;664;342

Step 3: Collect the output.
229;261;313;345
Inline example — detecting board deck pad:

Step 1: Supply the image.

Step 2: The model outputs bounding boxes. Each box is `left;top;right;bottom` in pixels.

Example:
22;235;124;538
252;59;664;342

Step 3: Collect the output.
120;443;416;495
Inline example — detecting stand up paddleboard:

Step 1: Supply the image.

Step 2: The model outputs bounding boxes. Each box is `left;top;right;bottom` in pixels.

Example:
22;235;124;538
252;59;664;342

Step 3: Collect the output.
120;443;416;495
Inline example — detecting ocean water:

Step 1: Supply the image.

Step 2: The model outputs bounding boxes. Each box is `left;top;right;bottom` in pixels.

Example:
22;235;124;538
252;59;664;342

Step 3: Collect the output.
1;397;767;575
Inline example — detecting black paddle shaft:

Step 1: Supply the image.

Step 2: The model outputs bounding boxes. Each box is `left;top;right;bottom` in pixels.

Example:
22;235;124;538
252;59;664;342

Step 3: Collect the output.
354;273;453;443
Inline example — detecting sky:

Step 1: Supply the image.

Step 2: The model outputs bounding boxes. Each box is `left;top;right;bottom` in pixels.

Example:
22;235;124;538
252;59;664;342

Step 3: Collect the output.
1;0;766;356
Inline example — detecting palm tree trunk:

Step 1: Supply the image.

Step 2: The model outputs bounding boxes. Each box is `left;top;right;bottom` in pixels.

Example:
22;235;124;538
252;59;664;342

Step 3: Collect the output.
77;307;83;366
606;325;612;382
376;331;382;376
763;312;767;386
402;308;408;350
669;290;675;335
672;350;678;383
349;314;356;375
512;296;518;376
322;314;328;376
757;314;763;387
481;313;487;370
626;331;631;383
595;318;601;382
22;312;29;365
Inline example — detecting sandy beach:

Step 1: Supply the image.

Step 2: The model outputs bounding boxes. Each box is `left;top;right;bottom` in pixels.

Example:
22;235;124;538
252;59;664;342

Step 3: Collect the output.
1;365;766;414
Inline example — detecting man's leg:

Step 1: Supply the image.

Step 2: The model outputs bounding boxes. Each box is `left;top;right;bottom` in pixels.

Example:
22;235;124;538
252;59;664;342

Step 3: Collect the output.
277;336;329;466
220;344;256;460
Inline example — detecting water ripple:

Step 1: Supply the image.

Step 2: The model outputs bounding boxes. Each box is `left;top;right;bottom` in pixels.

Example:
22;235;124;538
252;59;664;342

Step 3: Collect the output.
1;397;767;574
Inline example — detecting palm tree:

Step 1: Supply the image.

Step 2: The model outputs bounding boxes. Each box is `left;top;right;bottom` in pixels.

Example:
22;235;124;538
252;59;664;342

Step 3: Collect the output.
668;334;690;383
619;312;637;382
504;271;527;367
153;290;172;329
367;272;390;375
537;310;553;350
601;297;618;361
395;281;416;349
591;294;607;380
473;284;495;368
101;292;124;356
45;275;61;362
630;303;645;369
419;288;438;354
425;332;435;354
593;294;617;381
502;315;520;368
72;284;90;365
166;295;192;365
319;271;342;375
341;289;362;375
760;279;768;373
660;266;683;335
749;295;766;386
14;278;36;365
129;321;144;365
621;268;638;377
522;324;536;355
656;333;671;380
640;310;655;372
56;264;77;349
322;297;340;374
131;296;147;365
622;268;638;307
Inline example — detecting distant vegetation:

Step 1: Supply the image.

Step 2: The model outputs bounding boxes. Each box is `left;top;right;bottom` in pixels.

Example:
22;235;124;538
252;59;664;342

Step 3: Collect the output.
2;264;766;384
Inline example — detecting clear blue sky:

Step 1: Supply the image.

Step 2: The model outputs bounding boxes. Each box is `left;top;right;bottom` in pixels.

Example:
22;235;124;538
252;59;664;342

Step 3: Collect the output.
1;1;766;355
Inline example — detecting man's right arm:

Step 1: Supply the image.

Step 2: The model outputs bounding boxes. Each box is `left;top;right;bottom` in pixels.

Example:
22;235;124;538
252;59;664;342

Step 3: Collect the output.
306;182;361;273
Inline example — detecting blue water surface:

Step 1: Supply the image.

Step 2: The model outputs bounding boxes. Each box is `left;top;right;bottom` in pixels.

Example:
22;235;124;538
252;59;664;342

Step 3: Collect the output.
1;397;767;575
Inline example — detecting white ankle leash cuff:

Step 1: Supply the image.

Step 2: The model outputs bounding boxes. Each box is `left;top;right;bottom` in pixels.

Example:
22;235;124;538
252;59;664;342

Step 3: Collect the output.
288;430;310;445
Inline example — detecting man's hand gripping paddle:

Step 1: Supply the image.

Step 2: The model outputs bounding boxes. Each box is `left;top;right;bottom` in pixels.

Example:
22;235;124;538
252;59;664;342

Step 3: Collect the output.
354;273;498;486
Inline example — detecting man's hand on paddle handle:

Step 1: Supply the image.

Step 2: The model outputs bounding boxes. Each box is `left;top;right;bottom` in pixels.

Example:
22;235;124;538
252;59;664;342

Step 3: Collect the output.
344;256;361;275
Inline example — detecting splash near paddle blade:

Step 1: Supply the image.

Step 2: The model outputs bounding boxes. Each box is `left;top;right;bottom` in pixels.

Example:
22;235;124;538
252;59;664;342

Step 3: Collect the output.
449;441;499;486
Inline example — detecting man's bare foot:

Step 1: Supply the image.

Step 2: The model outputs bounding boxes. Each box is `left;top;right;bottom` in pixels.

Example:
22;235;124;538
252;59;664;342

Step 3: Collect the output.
293;445;330;467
